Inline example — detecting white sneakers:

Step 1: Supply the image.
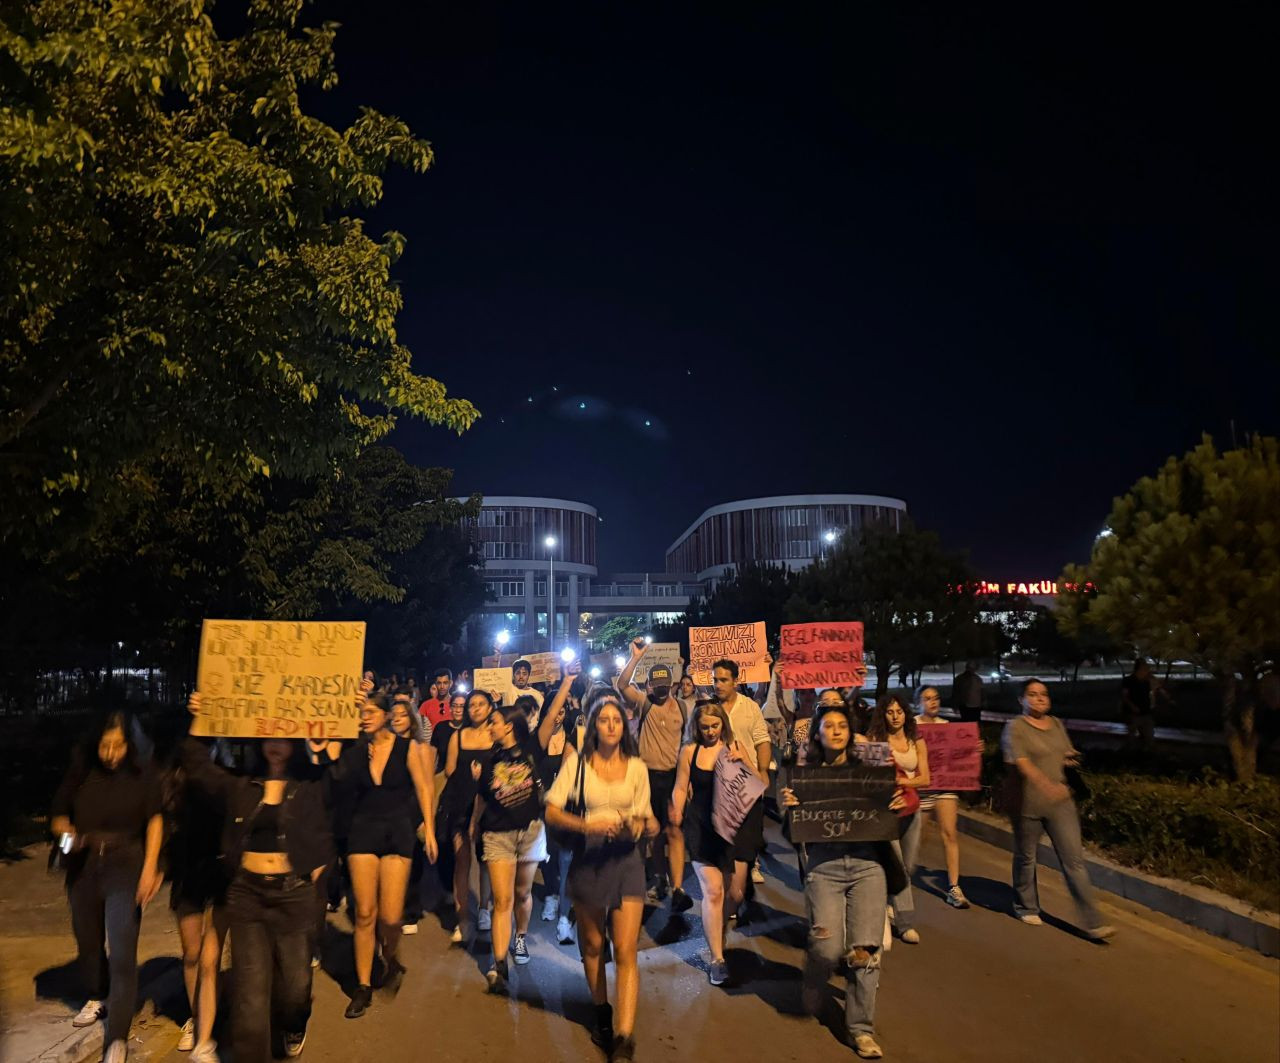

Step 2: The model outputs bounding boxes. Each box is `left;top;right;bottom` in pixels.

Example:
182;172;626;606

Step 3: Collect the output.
853;1033;884;1058
556;915;575;944
401;922;418;935
178;1018;196;1051
899;928;921;945
542;895;560;921
103;1040;128;1063
73;999;105;1027
476;908;492;932
1019;913;1044;926
189;1041;220;1063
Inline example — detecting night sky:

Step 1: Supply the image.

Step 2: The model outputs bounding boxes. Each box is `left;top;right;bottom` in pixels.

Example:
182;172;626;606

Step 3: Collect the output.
307;3;1276;577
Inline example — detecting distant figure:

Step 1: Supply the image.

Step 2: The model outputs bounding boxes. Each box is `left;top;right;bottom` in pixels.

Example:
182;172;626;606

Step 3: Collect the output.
1120;659;1162;753
953;663;985;725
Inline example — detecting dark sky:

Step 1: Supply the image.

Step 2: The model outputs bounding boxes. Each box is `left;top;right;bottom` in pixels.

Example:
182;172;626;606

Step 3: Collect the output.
308;3;1276;577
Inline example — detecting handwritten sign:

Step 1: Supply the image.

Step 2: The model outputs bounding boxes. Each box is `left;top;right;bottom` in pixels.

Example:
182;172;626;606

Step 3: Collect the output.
194;619;365;739
920;722;982;791
522;652;563;685
474;668;514;702
634;643;683;684
777;622;865;689
786;754;898;842
712;748;768;843
689;622;769;685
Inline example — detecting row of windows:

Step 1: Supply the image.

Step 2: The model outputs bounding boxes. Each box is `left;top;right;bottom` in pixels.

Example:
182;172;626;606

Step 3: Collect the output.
467;506;597;566
485;579;573;598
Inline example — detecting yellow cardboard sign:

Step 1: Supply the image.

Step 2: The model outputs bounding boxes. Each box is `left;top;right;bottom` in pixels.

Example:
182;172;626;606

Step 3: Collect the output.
193;619;366;739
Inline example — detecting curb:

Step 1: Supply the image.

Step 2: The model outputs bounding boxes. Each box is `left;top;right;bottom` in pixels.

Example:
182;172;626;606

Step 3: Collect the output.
32;964;185;1063
956;807;1280;957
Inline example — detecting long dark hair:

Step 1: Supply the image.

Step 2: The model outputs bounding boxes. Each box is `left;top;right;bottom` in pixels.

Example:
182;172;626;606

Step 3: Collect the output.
867;692;918;742
465;690;496;728
804;704;858;766
494;702;531;745
82;709;144;774
244;738;313;780
581;693;639;761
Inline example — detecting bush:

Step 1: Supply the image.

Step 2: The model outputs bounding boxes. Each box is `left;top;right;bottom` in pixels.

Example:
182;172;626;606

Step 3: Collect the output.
1078;771;1279;912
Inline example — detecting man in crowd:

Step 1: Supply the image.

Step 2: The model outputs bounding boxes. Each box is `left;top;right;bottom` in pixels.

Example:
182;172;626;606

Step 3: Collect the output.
505;658;545;722
419;667;455;729
1120;658;1168;753
617;638;693;912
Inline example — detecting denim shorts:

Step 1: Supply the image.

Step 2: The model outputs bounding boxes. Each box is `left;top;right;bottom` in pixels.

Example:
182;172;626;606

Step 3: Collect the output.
481;821;548;864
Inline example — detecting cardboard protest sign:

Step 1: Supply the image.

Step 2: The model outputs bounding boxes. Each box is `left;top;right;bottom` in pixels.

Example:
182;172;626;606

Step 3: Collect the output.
785;749;898;843
481;652;520;669
634;643;683;684
920;722;982;791
522;652;563;685
776;622;865;690
193;620;366;739
688;622;769;685
712;748;768;842
474;668;514;702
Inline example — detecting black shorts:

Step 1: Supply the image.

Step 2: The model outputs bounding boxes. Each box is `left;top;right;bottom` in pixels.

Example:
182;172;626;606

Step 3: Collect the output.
347;815;416;859
648;769;677;828
169;864;228;917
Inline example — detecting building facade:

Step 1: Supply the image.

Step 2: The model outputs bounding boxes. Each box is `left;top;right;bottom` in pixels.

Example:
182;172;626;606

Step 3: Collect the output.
459;493;907;656
664;494;908;584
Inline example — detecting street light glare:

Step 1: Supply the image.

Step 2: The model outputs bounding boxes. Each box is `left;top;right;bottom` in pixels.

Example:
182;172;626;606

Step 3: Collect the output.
824;529;837;543
545;535;557;548
496;630;510;646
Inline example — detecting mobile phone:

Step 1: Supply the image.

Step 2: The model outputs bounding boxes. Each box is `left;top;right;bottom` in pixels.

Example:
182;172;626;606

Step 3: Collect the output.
59;832;75;854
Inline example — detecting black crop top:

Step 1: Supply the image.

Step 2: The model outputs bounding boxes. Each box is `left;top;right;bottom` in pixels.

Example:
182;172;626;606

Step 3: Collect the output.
245;801;282;853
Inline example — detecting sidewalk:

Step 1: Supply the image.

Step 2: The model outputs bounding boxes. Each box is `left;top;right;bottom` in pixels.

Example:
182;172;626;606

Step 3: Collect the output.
0;846;184;1063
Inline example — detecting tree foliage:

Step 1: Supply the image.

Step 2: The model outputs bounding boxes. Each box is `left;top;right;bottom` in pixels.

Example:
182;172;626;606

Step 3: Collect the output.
592;615;648;653
1062;435;1280;779
788;524;979;693
0;0;477;548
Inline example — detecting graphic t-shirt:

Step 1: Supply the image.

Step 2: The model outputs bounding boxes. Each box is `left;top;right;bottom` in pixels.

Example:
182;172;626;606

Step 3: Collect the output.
479;735;544;834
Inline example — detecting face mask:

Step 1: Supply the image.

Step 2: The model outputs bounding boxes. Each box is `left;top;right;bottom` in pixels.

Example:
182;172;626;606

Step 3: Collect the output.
651;686;670;701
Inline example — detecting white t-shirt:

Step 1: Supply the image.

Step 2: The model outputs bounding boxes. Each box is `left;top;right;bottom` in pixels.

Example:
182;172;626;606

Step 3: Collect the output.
725;693;770;752
545;750;652;849
504;685;545;725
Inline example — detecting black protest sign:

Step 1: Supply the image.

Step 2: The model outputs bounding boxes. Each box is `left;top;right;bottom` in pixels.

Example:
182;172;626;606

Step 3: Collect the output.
786;757;898;843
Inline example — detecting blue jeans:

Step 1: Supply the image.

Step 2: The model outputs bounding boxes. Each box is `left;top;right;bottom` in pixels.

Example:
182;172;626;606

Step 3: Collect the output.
1012;800;1103;930
889;811;922;932
802;847;887;1037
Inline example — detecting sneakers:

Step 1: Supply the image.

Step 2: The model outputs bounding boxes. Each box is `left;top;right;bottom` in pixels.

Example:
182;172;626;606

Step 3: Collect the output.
590;1003;614;1050
380;958;406;997
344;984;373;1019
486;960;509;995
310;952;320;969
103;1041;128;1063
945;884;971;909
450;926;464;945
73;999;105;1027
513;934;530;965
1019;913;1044;926
189;1043;220;1063
542;895;559;922
557;915;575;944
612;1036;636;1061
899;928;920;945
282;1032;306;1058
670;887;694;913
1087;924;1117;941
853;1033;884;1059
177;1018;196;1052
477;908;492;932
708;959;728;986
751;862;765;884
401;922;418;935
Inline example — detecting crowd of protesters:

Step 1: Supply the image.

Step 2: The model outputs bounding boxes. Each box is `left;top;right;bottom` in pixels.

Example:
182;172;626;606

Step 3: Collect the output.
51;640;1116;1063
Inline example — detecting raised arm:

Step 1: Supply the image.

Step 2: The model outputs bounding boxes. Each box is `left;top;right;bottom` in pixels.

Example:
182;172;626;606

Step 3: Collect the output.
614;637;649;712
539;663;579;750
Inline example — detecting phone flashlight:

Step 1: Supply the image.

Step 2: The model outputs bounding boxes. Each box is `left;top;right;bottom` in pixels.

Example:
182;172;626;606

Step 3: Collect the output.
560;647;577;663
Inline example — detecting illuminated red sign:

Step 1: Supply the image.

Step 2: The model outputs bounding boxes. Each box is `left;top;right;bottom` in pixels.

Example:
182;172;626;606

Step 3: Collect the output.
963;580;1095;597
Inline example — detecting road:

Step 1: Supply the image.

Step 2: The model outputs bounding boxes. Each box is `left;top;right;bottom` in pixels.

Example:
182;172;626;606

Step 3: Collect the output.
143;820;1279;1063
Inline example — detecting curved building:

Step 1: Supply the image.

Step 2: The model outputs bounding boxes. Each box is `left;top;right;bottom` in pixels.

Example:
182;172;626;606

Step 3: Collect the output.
665;494;908;583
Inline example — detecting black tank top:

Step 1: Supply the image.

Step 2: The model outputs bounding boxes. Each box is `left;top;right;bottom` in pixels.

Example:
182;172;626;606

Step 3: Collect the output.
688;748;718;824
354;737;414;819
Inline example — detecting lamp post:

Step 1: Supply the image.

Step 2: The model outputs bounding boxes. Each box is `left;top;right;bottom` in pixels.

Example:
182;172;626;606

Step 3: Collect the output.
820;528;837;562
493;628;510;667
545;534;558;651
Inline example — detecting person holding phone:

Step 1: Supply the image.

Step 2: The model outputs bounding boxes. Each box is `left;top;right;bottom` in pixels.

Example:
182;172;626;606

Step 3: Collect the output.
51;710;164;1063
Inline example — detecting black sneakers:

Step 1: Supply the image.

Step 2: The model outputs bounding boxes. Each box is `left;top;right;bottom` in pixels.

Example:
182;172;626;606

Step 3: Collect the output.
590;1003;615;1050
670;887;694;913
344;985;372;1019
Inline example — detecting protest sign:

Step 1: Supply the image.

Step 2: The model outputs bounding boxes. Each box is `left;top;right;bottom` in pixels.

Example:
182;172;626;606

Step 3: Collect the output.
688;622;769;685
711;748;768;843
920;722;982;791
785;751;898;842
776;622;865;689
474;668;514;702
522;651;563;685
481;652;520;669
634;643;683;684
193;619;365;739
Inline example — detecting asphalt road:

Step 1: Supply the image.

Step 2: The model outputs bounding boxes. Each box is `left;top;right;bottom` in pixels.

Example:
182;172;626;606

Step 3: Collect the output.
143;820;1279;1063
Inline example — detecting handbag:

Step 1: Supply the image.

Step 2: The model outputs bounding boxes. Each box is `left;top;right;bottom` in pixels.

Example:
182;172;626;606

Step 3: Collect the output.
546;724;588;854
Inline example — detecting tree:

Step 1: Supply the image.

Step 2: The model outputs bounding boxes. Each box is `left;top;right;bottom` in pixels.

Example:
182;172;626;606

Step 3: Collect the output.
1062;435;1280;780
789;524;979;694
1;0;478;552
592;615;647;654
684;561;797;643
1050;575;1125;683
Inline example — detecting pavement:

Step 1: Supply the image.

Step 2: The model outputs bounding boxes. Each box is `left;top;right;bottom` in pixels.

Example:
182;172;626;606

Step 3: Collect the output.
9;816;1272;1063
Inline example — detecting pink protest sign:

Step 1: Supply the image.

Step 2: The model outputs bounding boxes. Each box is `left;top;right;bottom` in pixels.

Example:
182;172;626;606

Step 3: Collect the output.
921;722;982;791
776;622;865;690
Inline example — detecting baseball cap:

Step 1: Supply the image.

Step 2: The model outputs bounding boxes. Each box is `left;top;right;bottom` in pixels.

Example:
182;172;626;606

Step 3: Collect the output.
648;664;673;684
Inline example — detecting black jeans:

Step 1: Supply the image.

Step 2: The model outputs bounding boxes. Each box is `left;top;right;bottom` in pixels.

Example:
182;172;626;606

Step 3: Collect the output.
67;845;143;1045
225;871;316;1063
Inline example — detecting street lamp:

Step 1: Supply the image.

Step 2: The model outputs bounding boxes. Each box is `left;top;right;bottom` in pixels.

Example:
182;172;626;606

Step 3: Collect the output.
545;534;558;651
820;528;838;561
495;629;510;660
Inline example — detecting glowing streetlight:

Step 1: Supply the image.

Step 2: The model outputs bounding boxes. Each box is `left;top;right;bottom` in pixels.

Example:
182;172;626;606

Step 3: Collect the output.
820;528;839;562
496;629;510;647
824;529;837;544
